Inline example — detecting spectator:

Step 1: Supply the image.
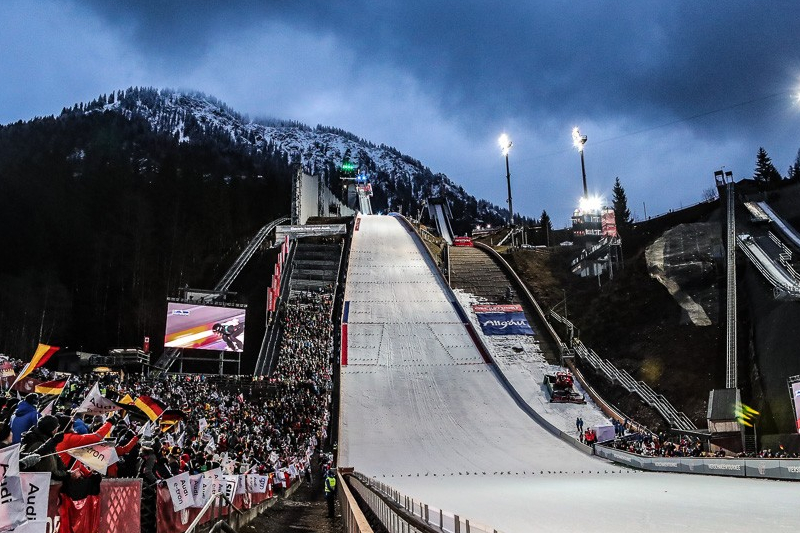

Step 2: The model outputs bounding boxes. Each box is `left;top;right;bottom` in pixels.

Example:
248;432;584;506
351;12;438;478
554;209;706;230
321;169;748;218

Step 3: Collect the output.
10;394;40;443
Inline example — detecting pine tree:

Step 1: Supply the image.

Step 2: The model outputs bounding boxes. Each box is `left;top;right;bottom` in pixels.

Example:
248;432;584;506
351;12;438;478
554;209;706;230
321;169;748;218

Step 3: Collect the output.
540;209;552;232
753;147;782;185
612;177;632;237
787;149;800;182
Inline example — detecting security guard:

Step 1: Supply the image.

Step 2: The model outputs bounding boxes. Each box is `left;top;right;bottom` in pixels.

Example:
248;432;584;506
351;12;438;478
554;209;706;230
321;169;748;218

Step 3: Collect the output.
324;468;337;517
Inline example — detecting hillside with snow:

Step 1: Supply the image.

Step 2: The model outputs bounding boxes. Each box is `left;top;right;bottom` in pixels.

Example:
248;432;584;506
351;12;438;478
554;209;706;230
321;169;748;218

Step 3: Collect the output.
77;87;507;230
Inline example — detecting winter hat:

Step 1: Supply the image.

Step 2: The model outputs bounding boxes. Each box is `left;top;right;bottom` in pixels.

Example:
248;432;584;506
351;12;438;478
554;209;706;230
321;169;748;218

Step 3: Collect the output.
24;393;39;405
37;415;59;436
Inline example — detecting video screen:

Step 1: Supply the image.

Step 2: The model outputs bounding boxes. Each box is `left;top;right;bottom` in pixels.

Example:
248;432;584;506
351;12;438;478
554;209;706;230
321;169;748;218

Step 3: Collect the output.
164;303;246;352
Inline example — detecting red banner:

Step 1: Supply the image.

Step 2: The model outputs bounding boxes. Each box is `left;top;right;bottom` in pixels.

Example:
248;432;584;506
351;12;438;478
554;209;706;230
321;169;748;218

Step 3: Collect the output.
472;304;523;313
341;324;348;366
46;479;141;533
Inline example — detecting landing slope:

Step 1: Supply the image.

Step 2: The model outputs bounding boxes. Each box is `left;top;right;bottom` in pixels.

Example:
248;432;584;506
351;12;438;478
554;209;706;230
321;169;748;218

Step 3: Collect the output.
338;215;796;533
339;215;598;475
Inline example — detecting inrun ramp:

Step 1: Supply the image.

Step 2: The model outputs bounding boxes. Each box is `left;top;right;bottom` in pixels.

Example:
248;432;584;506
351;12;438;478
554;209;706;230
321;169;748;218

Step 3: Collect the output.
339;214;796;533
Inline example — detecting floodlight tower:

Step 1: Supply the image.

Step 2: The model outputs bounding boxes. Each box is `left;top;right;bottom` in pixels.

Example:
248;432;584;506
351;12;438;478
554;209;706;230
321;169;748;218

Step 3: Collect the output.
572;127;588;199
499;133;514;228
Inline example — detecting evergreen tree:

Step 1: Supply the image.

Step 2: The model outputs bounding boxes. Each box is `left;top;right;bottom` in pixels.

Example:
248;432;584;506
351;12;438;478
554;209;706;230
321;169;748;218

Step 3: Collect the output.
612;177;632;237
753;147;782;186
540;209;552;231
787;148;800;182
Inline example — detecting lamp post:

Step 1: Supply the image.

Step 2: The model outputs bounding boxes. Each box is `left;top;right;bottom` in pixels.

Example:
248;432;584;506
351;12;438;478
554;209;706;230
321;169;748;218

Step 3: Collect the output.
572;127;588;199
499;133;514;237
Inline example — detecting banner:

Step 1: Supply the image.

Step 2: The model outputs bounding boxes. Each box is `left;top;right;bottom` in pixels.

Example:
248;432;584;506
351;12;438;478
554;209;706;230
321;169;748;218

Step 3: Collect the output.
236;475;247;495
166;472;194;512
0;446;25;531
473;304;534;336
0;475;25;531
75;383;121;416
14;472;51;533
189;475;204;509
791;380;800;434
245;475;268;494
222;476;238;502
66;442;120;475
0;444;20;482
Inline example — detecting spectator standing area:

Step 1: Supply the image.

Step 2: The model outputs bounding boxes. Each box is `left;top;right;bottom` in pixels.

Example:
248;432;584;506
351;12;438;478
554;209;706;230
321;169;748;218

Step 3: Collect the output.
338;214;797;533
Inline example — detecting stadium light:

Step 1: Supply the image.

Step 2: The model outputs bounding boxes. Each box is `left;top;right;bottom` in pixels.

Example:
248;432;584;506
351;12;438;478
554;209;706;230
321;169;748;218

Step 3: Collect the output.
579;195;603;213
572;127;588;198
498;133;514;243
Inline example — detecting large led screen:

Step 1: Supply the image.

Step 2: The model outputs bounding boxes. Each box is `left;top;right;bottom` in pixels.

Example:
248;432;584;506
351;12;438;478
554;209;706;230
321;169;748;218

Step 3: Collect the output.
164;303;246;352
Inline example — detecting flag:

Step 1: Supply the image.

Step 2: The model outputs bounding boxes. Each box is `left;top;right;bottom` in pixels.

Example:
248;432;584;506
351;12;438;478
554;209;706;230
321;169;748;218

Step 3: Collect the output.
18;472;51;528
65;442;119;475
198;417;208;434
166;472;194;512
159;409;185;432
10;344;59;389
118;394;134;405
40;398;57;416
34;378;68;396
134;396;166;422
0;444;20;481
735;402;761;427
138;421;153;438
75;383;121;416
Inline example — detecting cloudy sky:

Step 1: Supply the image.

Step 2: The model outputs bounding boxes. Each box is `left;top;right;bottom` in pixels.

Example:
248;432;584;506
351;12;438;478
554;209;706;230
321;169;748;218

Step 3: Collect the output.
3;1;800;225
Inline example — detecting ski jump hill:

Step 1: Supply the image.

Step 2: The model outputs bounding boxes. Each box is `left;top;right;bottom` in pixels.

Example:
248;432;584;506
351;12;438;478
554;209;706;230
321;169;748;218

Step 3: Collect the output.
338;214;796;533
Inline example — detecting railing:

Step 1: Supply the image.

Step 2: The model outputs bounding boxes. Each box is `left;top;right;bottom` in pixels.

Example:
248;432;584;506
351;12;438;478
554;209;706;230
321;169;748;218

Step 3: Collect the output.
725;182;737;389
253;239;297;376
337;470;375;533
768;231;800;281
596;444;800;481
349;472;503;533
185;492;242;533
569;336;695;431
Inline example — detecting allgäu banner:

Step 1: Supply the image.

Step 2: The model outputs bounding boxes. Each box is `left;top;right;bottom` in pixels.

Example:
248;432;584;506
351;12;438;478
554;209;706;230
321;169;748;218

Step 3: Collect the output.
473;304;534;336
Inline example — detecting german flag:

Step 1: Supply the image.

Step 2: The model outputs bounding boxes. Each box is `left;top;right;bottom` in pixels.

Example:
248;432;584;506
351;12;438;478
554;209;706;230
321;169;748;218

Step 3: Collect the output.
159;409;187;432
134;395;167;422
12;344;59;388
118;394;134;405
34;378;68;396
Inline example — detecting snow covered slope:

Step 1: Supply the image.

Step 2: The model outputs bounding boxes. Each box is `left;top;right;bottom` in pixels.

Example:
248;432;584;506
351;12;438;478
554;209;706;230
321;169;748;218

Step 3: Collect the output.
339;214;797;533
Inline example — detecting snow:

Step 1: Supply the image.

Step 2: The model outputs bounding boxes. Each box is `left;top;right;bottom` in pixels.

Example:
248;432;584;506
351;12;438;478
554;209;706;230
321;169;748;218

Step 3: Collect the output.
340;215;798;532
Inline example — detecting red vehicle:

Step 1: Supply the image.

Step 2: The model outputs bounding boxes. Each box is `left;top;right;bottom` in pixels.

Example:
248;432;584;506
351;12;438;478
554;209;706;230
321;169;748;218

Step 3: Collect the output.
453;236;474;247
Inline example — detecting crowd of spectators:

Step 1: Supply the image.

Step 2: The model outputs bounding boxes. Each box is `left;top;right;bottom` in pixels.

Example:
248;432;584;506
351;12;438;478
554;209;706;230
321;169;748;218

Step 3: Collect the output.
0;285;337;526
608;432;721;458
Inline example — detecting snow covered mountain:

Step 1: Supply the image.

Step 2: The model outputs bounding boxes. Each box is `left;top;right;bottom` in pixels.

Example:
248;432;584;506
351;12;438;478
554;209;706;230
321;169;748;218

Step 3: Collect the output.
76;87;507;229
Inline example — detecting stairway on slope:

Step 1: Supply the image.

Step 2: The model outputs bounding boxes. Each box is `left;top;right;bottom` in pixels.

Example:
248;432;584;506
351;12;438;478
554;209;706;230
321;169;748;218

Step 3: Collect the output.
448;246;561;365
291;243;341;294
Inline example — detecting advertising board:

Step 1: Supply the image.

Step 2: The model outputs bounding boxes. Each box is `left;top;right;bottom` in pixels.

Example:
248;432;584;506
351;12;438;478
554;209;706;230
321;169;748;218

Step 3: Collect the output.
791;380;800;434
473;304;534;336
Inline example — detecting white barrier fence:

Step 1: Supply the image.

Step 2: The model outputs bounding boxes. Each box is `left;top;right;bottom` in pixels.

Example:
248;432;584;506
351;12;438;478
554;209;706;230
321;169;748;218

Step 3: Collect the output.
350;472;503;533
596;445;800;480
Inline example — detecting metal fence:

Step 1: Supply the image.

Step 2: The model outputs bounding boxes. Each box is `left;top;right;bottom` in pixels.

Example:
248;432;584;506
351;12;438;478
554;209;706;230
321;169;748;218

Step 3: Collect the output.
348;472;503;533
595;445;800;480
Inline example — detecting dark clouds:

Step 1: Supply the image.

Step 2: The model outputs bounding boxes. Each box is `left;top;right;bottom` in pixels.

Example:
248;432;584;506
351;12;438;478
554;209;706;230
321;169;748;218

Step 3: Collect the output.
4;0;800;222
